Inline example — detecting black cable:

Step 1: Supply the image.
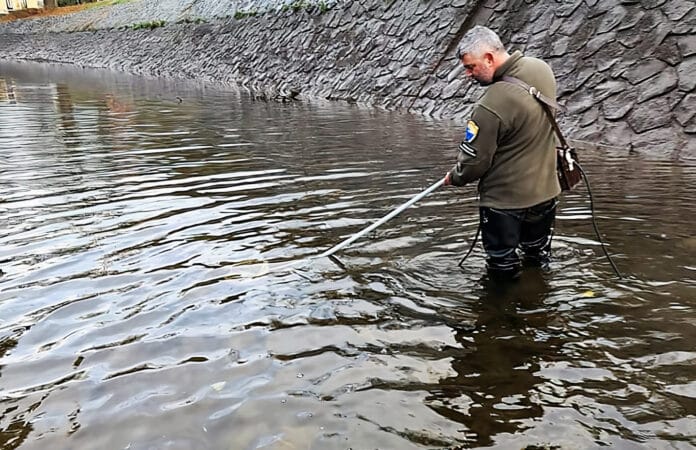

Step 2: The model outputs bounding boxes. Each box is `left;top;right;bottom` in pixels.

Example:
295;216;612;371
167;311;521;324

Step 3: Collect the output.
458;221;480;269
456;161;622;279
575;161;623;279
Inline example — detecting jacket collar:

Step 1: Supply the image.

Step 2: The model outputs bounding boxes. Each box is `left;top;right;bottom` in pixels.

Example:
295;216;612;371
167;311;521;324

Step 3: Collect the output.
493;50;523;81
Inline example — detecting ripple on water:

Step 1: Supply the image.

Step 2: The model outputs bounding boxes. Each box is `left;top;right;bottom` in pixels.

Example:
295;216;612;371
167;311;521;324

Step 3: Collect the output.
0;61;695;449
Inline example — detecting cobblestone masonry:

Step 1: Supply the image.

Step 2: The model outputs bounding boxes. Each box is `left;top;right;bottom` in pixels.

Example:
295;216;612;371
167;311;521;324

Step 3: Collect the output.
0;0;694;156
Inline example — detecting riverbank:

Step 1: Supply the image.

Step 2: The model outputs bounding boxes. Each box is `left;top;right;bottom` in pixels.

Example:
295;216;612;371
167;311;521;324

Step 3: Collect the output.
1;0;694;156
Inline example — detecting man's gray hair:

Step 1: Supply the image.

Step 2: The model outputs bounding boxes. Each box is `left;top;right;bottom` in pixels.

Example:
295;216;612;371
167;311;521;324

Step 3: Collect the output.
456;26;505;59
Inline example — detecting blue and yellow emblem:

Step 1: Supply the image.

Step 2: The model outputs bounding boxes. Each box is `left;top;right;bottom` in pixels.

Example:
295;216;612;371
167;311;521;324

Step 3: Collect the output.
465;120;479;143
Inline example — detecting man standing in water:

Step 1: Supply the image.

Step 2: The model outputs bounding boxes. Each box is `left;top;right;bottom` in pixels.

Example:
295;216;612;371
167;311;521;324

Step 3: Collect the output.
444;26;561;280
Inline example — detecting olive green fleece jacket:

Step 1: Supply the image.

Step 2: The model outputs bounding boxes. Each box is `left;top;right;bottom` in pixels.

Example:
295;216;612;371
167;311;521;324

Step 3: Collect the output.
450;50;562;208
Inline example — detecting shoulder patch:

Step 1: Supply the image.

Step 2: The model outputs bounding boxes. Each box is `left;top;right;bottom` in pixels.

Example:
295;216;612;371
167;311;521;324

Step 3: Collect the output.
465;120;479;143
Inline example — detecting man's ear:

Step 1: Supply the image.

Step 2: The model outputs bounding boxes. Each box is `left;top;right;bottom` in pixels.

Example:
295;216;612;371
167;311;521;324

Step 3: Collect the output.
483;52;495;65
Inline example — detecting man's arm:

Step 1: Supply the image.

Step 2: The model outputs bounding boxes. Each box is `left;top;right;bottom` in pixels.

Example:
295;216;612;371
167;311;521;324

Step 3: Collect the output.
448;106;500;186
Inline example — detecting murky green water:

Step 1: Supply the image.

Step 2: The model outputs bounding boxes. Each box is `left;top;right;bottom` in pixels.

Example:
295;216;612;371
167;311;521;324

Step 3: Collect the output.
1;60;695;449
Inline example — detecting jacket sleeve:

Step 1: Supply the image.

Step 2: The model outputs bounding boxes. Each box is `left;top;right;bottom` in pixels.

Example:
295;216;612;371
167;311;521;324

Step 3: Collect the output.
449;105;500;186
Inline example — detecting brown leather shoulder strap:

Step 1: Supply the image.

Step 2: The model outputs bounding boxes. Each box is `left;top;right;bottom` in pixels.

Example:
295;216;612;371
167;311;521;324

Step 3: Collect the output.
500;76;564;111
500;75;569;149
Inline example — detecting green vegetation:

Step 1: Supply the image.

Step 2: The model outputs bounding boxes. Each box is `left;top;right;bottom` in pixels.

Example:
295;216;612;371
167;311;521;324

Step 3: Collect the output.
280;0;329;13
281;0;310;12
233;9;258;19
176;17;207;24
130;20;166;30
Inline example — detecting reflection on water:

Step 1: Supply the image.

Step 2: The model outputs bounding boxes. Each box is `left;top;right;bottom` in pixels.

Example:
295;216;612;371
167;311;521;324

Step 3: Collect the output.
0;60;695;449
0;77;17;104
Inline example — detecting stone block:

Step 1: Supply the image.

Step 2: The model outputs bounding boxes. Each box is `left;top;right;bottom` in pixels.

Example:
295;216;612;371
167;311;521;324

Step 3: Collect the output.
532;9;556;34
686;116;696;134
663;0;694;21
582;33;616;57
550;36;570;56
601;119;635;148
602;89;637;120
676;57;696;93
654;37;684;66
627;97;673;133
554;0;584;18
639;0;667;8
675;93;696;125
558;10;588;35
564;90;596;114
616;8;645;31
679;3;696;29
596;5;628;33
579;106;600;127
572;120;606;143
593;79;627;101
442;79;464;99
635;68;678;103
622;58;667;84
677;34;696;57
631;126;686;155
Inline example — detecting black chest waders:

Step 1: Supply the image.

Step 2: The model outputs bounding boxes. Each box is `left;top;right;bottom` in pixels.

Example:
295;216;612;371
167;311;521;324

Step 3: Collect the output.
459;77;622;279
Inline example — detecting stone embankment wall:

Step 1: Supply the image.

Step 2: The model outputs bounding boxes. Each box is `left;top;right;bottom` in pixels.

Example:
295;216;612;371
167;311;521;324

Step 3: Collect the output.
0;0;694;156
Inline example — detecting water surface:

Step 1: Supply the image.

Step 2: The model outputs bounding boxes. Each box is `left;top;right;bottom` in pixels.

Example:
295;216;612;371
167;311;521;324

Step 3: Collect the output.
1;61;695;449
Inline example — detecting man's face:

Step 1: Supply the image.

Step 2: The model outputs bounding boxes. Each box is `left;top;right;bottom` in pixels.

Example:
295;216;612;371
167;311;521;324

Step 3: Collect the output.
461;53;495;86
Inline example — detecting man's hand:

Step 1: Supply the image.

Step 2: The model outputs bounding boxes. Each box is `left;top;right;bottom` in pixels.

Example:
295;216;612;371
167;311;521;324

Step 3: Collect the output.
444;172;453;186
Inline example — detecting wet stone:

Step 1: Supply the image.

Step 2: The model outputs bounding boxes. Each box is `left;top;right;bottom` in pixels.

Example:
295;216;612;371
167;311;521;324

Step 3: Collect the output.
662;0;694;21
677;56;696;91
617;32;643;49
550;36;570;56
602;89;637;120
598;57;620;72
558;10;588;35
596;5;627;33
602;121;636;148
675;93;696;125
442;79;464;99
633;9;664;33
593;79;627;102
583;34;616;58
677;34;696;57
564;91;596;114
580;107;600;127
631;126;686;152
637;68;678;103
531;9;555;34
554;0;583;18
622;58;667;84
627;97;673;133
591;0;622;16
686;116;696;134
654;37;684;66
617;8;645;31
640;0;668;9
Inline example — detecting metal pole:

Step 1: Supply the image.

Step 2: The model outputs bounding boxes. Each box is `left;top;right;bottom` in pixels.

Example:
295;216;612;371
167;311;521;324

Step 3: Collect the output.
318;177;446;259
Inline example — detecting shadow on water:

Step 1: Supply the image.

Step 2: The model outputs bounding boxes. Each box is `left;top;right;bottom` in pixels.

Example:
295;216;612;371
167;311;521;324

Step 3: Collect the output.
430;271;557;447
0;60;695;449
